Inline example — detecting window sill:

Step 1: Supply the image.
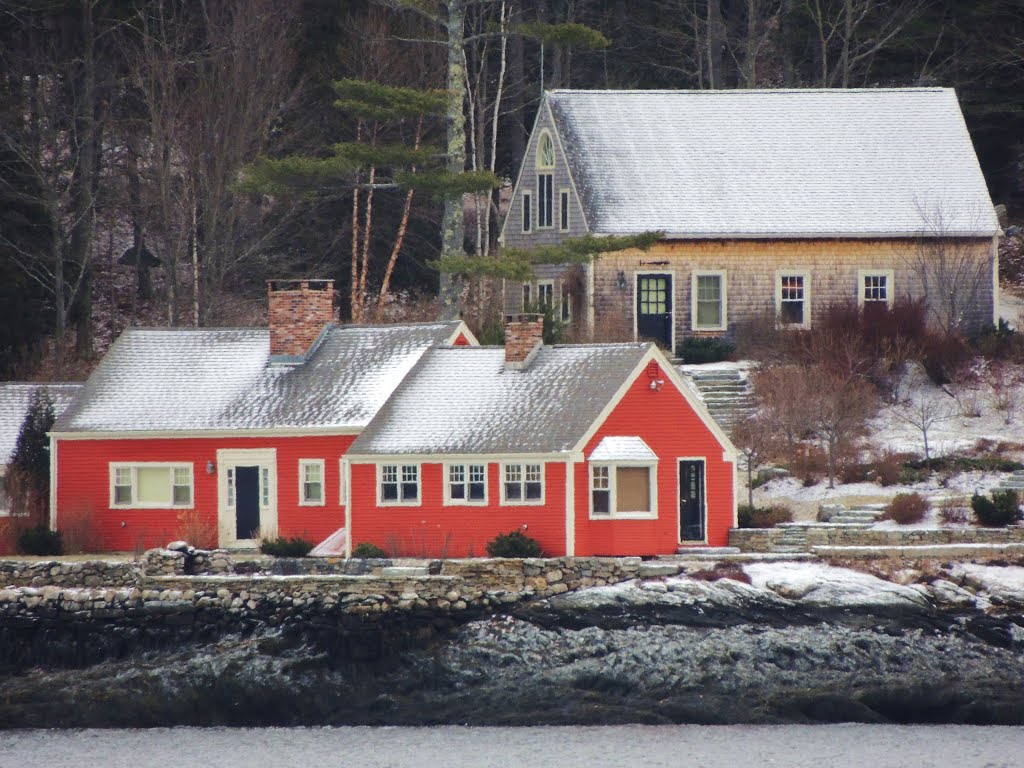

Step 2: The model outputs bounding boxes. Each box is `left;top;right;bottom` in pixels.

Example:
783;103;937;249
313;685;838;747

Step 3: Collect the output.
298;501;325;507
443;500;489;507
378;500;422;507
590;511;658;521
501;499;545;506
111;504;195;510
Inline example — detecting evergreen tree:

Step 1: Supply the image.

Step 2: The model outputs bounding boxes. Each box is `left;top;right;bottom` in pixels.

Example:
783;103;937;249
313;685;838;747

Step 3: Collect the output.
6;388;56;522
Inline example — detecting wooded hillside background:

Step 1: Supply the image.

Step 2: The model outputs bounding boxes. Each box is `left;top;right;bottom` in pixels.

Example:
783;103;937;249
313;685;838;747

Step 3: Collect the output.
1;0;1021;380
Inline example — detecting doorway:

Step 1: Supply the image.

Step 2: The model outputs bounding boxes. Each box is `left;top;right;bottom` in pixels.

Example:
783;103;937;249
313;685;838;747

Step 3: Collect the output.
636;273;673;350
217;448;277;547
679;459;706;542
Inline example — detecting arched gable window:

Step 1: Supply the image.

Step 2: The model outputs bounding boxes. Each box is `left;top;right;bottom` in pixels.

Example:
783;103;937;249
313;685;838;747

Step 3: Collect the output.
536;131;555;227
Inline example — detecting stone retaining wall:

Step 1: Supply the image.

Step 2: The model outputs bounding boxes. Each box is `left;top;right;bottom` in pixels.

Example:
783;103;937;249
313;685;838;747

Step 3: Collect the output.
0;552;644;626
729;526;1024;553
0;560;138;588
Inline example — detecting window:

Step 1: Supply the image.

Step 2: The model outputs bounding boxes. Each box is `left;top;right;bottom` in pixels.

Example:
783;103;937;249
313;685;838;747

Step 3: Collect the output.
590;463;656;518
536;282;554;309
446;463;487;504
227;468;235;507
522;283;531;310
692;271;726;330
380;463;419;504
858;270;893;310
503;463;543;504
777;272;809;328
537;173;553;228
339;459;349;506
560;189;570;231
299;459;324;505
538;132;555;168
110;463;193;508
522;191;532;233
561;283;572;322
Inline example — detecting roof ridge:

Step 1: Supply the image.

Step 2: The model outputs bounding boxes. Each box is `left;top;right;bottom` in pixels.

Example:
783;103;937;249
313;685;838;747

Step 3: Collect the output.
548;87;951;95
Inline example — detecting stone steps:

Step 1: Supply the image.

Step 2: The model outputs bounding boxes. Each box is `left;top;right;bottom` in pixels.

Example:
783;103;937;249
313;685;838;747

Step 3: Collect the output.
679;367;754;430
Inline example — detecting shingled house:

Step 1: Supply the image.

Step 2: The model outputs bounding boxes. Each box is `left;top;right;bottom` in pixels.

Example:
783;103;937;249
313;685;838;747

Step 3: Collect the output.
51;280;474;551
499;88;1000;351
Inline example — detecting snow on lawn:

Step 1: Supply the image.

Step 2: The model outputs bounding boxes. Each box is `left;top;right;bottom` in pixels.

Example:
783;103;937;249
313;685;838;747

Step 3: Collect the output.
744;561;930;609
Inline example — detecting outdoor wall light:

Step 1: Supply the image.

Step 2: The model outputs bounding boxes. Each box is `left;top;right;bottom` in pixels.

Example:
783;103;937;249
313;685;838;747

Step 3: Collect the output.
617;270;627;290
206;460;216;475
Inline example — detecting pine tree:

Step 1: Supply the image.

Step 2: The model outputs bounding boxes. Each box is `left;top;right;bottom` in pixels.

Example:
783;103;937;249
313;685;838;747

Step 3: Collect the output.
6;388;56;522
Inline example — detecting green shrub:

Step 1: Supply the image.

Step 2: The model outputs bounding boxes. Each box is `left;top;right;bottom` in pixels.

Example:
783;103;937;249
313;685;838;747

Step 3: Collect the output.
351;542;387;559
677;337;736;364
259;536;313;557
16;525;62;556
882;492;929;524
485;529;542;558
737;504;794;528
971;490;1022;527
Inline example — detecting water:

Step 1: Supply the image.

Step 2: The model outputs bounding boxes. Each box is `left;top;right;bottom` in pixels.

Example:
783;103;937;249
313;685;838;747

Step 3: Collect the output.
0;725;1020;767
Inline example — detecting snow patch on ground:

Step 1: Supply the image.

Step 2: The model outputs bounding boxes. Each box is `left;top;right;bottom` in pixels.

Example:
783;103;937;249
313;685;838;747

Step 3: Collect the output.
952;564;1024;607
744;561;930;609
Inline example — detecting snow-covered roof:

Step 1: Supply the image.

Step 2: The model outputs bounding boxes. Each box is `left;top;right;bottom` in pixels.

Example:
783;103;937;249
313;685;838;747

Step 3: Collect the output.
54;322;465;434
589;436;656;462
546;88;998;238
349;344;652;456
0;383;82;465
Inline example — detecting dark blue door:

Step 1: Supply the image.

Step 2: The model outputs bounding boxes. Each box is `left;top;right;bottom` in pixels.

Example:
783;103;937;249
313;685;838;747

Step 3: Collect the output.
637;274;672;349
679;460;705;542
235;465;260;540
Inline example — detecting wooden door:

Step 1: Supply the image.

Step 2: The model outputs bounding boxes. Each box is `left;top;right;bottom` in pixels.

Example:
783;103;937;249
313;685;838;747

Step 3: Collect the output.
679;460;705;542
637;274;673;349
235;465;261;540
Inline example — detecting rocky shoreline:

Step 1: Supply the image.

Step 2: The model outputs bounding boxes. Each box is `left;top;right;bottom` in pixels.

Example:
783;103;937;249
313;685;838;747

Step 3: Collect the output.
1;559;1023;727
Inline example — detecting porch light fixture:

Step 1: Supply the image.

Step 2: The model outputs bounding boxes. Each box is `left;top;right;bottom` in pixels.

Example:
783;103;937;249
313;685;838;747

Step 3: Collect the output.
617;271;627;290
206;460;216;475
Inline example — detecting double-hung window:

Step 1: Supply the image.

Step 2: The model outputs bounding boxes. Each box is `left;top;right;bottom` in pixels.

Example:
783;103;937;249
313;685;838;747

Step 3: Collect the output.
446;463;487;504
111;463;193;508
858;270;893;316
502;463;543;504
692;271;726;331
299;459;324;505
561;283;572;322
777;272;810;328
590;463;656;518
380;464;419;504
536;282;554;310
522;283;532;310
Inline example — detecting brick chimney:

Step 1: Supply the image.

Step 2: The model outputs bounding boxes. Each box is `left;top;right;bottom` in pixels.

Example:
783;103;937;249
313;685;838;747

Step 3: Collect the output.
505;313;544;370
268;279;335;359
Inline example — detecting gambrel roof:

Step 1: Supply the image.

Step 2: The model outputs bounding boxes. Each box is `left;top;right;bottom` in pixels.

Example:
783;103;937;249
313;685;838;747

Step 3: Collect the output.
53;323;467;435
0;383;82;465
544;88;998;238
349;343;655;456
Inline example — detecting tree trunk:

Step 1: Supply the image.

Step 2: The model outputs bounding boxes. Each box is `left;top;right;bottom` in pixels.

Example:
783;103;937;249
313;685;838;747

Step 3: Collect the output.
438;0;467;321
70;1;97;358
126;140;152;301
706;0;726;88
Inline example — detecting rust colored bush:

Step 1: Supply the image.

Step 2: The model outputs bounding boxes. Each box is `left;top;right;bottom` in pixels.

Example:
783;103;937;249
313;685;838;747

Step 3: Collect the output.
176;509;218;550
60;502;103;554
920;330;974;385
882;492;930;524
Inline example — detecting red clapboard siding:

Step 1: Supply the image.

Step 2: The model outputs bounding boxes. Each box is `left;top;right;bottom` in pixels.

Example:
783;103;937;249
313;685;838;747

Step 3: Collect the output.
349;461;567;557
452;332;471;346
574;366;734;556
55;434;355;551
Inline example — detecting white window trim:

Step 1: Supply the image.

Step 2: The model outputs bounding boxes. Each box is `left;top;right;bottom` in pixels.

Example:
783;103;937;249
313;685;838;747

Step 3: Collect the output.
500;461;545;506
537;172;554;229
775;270;812;329
588;461;658;520
521;190;532;233
536;281;554;310
339;458;349;506
443;462;489;506
536;129;555;169
377;462;422;507
109;462;195;510
559;188;570;231
298;458;325;506
691;270;727;332
857;269;895;308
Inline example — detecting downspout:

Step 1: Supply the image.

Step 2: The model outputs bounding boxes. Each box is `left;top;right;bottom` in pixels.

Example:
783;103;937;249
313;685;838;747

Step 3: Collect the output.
564;456;576;556
48;435;57;531
992;233;1001;327
344;460;353;559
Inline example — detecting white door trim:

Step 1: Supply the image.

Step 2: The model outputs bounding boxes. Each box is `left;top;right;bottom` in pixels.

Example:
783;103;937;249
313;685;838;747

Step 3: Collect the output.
216;448;277;548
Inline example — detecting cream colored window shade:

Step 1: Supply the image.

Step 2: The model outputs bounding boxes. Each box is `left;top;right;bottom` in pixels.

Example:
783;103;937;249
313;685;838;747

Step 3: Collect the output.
616;466;651;512
136;467;172;504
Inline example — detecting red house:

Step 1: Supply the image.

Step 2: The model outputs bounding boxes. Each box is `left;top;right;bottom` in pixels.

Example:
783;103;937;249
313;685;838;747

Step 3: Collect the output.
345;315;737;558
50;280;474;551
